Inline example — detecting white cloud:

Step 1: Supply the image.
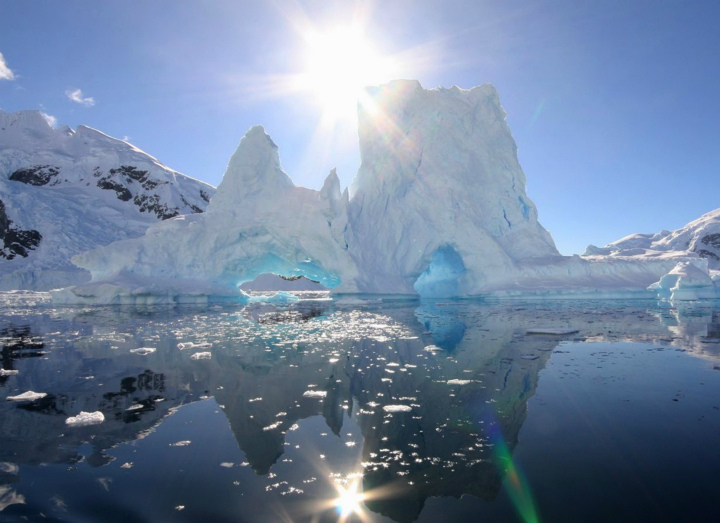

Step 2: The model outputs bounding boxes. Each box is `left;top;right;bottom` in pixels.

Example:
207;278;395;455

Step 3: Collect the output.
65;88;95;107
0;52;15;81
40;112;57;128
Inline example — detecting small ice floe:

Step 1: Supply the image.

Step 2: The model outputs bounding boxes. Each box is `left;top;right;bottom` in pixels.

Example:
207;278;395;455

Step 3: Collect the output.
521;355;539;360
526;329;579;335
446;379;474;385
424;345;443;353
130;347;156;355
0;369;19;376
220;462;234;468
303;390;327;398
170;440;191;447
65;411;105;427
382;405;412;413
120;462;133;469
6;390;46;402
263;421;282;431
179;341;212;350
190;352;212;360
126;404;144;411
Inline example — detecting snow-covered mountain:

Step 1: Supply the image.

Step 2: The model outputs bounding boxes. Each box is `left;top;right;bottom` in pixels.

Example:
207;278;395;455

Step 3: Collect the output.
0;110;215;290
585;208;720;269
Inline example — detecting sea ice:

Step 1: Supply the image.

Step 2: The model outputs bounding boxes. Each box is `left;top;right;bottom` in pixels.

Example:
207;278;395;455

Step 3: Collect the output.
191;352;212;360
0;369;18;376
6;390;46;402
65;411;105;427
129;347;156;355
302;390;327;398
383;405;413;413
446;379;475;385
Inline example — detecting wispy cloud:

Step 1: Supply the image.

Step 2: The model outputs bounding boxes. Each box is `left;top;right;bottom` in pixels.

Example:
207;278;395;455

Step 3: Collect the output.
0;52;15;81
65;88;95;107
40;112;57;128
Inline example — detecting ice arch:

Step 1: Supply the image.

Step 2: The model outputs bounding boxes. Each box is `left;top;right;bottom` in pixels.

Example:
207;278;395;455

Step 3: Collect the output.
224;254;341;291
413;246;467;298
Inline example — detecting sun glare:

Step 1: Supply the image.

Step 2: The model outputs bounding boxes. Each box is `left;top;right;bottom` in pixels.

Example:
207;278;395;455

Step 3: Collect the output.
297;27;390;121
334;480;365;518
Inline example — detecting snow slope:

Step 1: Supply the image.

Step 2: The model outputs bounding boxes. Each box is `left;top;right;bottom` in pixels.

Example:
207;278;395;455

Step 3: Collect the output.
51;81;694;304
0;110;215;290
585;208;720;269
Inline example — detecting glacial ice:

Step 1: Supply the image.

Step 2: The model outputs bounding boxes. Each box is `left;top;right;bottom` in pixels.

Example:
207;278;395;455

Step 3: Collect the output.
49;81;702;304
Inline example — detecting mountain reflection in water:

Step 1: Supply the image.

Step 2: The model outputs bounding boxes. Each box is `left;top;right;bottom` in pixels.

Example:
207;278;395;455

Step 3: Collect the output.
0;294;719;522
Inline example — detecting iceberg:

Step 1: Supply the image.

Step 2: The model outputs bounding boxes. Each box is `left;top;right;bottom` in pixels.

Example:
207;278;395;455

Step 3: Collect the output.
50;81;693;304
648;261;720;301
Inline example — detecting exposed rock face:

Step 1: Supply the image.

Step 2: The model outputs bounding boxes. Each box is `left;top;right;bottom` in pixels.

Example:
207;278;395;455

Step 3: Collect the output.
0;109;216;290
0;200;41;260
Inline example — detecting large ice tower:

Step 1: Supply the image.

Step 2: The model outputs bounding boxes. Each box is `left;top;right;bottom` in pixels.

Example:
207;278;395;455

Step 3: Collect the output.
52;81;688;304
348;80;559;294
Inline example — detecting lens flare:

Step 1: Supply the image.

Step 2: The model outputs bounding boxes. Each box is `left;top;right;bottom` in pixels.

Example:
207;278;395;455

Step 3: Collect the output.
334;480;365;517
487;416;540;523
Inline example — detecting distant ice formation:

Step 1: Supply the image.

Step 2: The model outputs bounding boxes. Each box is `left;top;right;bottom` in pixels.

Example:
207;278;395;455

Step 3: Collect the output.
49;81;706;304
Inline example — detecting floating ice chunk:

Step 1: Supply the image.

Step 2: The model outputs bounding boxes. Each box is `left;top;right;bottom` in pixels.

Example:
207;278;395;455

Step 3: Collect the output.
191;351;212;360
303;390;327;398
6;390;46;402
263;422;282;431
0;369;18;376
126;404;144;411
177;342;194;350
424;345;443;353
446;379;475;385
649;261;718;300
525;329;579;335
382;405;412;413
130;347;156;355
65;411;105;427
170;440;191;447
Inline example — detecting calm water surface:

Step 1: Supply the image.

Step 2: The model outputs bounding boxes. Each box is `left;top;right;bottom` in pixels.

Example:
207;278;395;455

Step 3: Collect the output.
1;292;719;522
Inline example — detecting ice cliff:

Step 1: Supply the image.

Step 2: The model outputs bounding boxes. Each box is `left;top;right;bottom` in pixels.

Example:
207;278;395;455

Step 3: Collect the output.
0;110;215;290
51;81;693;304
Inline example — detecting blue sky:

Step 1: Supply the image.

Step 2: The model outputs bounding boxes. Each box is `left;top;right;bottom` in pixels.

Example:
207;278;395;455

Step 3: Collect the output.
1;0;719;255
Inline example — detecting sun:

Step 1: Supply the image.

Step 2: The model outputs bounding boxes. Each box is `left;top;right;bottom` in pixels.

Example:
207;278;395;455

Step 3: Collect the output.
296;26;391;122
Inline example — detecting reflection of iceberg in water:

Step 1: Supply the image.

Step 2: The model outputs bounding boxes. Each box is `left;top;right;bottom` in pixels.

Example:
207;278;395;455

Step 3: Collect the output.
2;295;720;521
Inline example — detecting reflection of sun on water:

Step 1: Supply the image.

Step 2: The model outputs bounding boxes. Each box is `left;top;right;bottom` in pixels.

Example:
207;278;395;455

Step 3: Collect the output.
334;480;365;518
